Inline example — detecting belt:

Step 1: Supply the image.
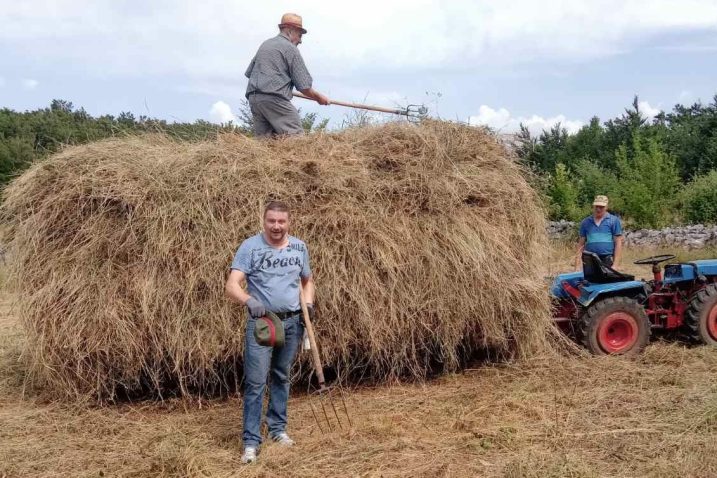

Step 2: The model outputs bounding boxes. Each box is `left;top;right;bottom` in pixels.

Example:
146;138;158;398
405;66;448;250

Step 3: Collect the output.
272;310;302;320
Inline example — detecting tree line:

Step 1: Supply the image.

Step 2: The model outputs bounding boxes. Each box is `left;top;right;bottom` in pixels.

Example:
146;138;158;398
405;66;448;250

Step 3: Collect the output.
2;95;717;228
0;99;327;187
516;95;717;228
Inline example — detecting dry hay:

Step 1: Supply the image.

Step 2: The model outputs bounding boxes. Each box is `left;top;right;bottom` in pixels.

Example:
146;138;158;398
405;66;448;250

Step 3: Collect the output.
1;120;552;401
3;343;717;477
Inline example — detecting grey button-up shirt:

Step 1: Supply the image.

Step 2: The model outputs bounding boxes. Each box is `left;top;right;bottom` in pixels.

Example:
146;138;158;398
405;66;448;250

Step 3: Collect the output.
245;34;313;102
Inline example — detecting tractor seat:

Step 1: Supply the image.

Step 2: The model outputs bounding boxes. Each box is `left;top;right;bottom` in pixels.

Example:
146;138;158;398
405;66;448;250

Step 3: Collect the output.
582;251;635;284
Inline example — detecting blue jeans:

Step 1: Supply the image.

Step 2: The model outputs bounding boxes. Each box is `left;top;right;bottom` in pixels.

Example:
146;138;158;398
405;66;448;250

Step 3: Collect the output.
242;313;304;448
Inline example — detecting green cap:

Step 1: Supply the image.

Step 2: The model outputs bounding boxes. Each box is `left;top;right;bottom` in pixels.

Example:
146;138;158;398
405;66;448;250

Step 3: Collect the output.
253;312;285;347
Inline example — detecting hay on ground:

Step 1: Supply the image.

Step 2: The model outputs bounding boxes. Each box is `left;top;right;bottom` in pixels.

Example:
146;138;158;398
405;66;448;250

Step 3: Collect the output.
2;121;552;400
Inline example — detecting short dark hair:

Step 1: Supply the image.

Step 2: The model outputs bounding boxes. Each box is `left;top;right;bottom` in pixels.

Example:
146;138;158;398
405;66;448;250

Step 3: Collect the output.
264;200;290;217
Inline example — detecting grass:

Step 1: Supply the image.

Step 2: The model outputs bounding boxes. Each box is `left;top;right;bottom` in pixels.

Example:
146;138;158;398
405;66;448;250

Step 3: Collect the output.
1;245;717;477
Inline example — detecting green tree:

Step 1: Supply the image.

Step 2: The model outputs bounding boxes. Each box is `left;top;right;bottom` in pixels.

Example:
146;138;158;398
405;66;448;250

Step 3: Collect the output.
614;133;679;228
573;158;619;209
523;124;570;173
663;96;717;180
0;136;35;184
680;170;717;224
300;111;329;133
548;163;582;221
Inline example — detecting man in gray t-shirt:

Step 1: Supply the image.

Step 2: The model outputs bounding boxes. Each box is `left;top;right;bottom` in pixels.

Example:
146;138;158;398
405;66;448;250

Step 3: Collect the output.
225;200;315;464
245;13;330;137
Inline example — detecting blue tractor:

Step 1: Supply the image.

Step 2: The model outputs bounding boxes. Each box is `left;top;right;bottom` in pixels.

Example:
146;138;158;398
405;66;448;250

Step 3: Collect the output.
551;251;717;355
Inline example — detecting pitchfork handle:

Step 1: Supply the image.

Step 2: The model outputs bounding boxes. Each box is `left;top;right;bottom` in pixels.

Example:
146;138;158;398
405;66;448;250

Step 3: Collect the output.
299;282;326;388
293;91;407;116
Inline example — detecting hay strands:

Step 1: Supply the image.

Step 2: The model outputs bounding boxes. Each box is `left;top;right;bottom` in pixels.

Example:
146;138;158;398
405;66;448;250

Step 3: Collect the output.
299;282;353;434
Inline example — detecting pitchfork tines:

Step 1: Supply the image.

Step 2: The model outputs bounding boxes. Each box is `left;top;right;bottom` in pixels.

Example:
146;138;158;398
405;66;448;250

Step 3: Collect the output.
299;282;354;434
308;382;353;434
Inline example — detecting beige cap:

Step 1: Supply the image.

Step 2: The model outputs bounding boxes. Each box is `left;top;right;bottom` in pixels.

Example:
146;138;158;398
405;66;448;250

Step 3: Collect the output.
593;195;609;207
279;13;307;34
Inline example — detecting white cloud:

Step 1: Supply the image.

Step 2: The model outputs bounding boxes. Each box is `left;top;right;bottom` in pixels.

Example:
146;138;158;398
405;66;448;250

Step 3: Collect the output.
638;100;661;120
679;90;693;102
21;78;39;90
1;0;716;93
469;105;584;135
209;100;237;124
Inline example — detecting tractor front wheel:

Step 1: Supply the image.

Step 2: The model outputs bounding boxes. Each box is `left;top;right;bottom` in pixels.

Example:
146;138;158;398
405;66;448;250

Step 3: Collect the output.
579;296;651;355
684;284;717;346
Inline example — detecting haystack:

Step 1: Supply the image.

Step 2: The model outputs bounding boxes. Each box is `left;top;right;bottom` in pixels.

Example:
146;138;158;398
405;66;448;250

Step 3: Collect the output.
2;121;551;401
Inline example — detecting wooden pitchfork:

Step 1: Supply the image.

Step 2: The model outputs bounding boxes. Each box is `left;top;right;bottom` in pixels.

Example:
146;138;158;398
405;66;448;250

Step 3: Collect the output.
299;282;353;434
293;91;428;123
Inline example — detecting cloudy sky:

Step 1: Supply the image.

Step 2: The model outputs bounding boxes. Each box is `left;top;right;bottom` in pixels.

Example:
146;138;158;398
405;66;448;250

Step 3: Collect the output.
1;1;716;134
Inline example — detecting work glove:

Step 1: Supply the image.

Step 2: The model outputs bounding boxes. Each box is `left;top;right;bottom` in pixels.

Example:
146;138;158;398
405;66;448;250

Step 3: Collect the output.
306;303;316;321
245;297;266;318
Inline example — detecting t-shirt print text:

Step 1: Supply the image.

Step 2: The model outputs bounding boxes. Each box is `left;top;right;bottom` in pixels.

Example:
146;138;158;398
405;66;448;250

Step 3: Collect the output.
253;249;303;271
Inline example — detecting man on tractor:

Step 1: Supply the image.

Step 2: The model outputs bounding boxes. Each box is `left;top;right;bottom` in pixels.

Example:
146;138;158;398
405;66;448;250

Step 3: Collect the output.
575;195;623;271
244;13;331;137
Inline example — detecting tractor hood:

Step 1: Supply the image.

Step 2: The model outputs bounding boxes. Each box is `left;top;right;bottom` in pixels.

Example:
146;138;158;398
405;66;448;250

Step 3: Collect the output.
550;271;647;307
664;260;717;284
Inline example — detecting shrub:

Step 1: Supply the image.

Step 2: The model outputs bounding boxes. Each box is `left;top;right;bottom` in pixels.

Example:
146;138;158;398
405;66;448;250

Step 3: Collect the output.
680;170;717;224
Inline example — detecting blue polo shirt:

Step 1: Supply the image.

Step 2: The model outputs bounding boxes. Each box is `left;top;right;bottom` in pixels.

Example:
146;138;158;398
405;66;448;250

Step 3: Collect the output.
579;213;622;256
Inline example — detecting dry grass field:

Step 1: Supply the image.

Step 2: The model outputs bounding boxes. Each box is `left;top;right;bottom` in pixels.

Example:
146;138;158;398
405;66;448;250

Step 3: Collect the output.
1;245;717;477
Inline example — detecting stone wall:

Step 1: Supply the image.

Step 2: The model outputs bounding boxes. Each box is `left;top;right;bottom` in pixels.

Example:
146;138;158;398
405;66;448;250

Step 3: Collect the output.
548;221;717;249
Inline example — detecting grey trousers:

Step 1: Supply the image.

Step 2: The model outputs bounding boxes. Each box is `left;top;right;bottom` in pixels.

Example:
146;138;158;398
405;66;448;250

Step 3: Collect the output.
248;96;304;137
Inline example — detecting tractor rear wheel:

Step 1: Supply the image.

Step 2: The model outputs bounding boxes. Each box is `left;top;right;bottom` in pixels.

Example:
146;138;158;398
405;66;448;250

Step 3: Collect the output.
579;296;651;355
684;284;717;346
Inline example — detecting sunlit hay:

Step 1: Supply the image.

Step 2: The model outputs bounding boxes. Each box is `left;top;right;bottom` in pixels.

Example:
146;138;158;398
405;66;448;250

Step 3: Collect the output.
2;120;552;401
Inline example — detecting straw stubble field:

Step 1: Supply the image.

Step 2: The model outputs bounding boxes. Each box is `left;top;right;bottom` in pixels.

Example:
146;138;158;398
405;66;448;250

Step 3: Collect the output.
2;247;717;478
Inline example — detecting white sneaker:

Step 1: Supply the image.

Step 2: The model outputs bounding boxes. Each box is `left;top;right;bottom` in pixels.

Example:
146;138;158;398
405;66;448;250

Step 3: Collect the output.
241;446;257;464
272;432;295;447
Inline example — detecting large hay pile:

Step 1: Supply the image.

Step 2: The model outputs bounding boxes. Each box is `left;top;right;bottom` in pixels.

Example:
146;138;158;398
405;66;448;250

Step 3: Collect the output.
2;121;551;400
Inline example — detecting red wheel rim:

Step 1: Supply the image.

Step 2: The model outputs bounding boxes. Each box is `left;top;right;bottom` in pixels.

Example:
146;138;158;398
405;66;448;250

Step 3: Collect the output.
597;312;639;354
708;304;717;341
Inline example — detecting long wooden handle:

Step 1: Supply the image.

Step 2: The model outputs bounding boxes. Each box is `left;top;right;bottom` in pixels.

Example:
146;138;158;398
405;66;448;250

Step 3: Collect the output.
299;282;326;389
293;91;407;116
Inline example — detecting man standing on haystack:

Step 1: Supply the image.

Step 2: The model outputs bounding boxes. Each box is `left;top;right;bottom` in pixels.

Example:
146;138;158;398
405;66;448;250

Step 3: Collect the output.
225;200;315;464
245;13;331;137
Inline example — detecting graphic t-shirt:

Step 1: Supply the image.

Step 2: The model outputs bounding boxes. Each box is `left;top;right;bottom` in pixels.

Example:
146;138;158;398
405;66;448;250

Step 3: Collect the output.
231;233;311;312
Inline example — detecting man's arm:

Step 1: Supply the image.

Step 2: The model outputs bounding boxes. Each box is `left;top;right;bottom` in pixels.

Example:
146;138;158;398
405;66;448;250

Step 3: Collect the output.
299;87;330;106
245;56;256;78
288;51;330;106
225;269;251;305
612;236;624;270
301;275;315;305
575;237;586;271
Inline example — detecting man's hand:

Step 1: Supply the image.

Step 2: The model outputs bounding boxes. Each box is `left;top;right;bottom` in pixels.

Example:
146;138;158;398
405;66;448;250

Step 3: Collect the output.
299;88;330;106
245;297;266;318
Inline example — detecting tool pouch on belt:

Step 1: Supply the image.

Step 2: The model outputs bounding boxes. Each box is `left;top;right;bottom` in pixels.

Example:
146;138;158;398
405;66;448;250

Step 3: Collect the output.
253;311;285;347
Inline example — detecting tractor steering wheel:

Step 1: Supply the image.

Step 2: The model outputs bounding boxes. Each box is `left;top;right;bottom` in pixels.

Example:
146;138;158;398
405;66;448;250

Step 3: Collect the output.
633;254;676;266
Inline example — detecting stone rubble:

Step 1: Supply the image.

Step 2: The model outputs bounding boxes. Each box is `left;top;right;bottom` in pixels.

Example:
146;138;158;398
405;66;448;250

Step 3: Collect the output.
547;221;717;249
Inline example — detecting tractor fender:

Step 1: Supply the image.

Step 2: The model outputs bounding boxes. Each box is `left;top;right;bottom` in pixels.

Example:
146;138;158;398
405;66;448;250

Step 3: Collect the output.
578;281;648;307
